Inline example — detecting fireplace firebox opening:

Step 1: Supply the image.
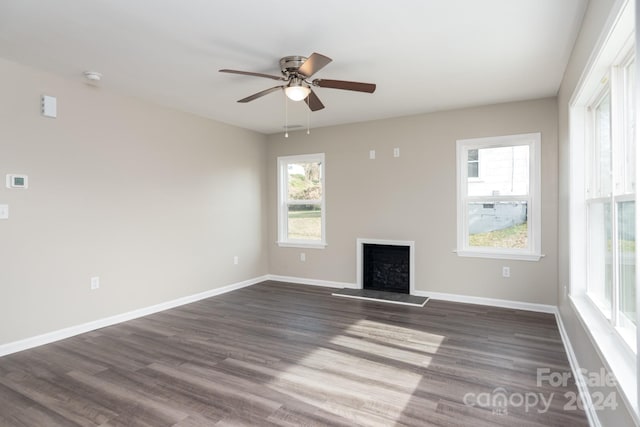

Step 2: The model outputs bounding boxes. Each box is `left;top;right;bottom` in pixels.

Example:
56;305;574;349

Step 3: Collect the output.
357;239;415;295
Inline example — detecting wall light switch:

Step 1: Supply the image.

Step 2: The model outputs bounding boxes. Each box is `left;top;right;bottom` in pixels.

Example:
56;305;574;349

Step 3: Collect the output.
41;95;57;118
300;252;306;262
90;276;100;290
0;204;8;219
369;150;376;160
393;147;400;157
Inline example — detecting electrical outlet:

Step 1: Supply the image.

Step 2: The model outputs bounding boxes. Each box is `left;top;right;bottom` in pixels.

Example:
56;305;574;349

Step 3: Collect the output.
233;256;239;265
300;252;306;262
502;267;510;278
90;276;100;290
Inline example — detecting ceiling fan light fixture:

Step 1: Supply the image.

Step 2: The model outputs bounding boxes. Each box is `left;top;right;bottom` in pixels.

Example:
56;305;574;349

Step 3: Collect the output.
220;52;374;112
285;84;311;102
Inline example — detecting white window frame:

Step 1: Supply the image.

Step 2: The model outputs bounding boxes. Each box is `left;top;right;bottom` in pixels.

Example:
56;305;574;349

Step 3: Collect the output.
277;153;327;249
456;133;542;261
568;0;638;419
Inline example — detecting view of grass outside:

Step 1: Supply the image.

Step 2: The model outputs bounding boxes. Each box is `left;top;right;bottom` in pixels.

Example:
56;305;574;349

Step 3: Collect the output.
619;258;636;326
469;222;528;248
288;207;321;240
286;161;322;241
618;201;636;325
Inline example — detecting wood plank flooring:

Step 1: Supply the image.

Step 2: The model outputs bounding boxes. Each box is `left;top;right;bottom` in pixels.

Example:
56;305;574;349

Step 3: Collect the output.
0;281;588;426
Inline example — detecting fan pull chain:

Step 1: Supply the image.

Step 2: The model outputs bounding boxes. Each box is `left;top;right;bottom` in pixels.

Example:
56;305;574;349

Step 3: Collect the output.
284;92;289;138
306;99;310;135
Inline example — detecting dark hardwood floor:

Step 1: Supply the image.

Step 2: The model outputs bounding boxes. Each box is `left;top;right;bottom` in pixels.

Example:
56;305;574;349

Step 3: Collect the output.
0;281;588;426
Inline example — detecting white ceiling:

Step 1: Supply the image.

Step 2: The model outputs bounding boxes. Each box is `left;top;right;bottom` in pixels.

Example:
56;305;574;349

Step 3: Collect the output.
0;0;587;135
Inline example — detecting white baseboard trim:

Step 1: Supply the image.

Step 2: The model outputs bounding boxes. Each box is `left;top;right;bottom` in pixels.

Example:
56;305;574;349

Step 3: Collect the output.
0;275;269;357
268;276;555;314
412;290;557;314
266;274;358;290
0;272;601;426
554;309;601;427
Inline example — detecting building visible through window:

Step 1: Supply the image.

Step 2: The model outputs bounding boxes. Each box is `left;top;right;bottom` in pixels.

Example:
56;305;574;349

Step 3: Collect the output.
468;149;479;178
456;133;540;260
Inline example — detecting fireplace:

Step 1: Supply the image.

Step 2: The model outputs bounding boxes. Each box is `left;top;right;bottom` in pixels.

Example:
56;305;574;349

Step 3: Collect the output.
357;239;415;294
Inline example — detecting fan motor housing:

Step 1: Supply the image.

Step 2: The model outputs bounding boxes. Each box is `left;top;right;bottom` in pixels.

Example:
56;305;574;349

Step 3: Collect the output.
280;56;307;77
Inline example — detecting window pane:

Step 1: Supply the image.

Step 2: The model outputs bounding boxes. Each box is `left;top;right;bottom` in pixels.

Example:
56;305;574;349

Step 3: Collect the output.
624;60;636;193
587;202;612;317
278;154;325;246
467;145;529;196
288;162;322;201
287;204;321;240
593;93;612;197
618;201;636;326
468;161;479;178
468;148;479;178
468;201;528;248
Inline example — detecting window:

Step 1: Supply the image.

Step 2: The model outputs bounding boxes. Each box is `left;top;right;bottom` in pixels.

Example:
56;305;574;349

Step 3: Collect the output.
568;0;637;414
277;153;326;248
456;133;541;261
585;50;636;343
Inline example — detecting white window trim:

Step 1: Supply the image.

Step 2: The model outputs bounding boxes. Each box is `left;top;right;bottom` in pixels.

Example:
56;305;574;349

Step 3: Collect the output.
276;153;327;249
456;133;542;261
569;294;638;419
567;0;638;420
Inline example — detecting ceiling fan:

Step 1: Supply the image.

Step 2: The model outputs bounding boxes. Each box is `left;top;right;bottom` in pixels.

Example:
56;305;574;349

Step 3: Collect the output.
219;52;376;111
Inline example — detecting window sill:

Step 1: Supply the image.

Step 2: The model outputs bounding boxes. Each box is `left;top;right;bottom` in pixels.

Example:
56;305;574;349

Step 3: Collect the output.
454;249;543;261
276;241;327;249
569;294;638;419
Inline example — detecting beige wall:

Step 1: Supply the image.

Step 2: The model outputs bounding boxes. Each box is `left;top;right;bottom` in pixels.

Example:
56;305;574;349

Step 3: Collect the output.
267;98;559;305
1;6;635;421
0;58;269;344
557;0;637;425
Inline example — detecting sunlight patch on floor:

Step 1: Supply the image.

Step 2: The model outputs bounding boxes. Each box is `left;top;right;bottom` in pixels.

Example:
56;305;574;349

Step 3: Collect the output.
339;319;445;354
266;319;445;423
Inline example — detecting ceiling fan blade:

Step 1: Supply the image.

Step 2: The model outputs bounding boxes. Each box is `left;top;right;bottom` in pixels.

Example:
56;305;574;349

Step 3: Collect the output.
298;53;332;78
313;79;376;93
238;86;283;103
219;69;286;81
305;89;325;111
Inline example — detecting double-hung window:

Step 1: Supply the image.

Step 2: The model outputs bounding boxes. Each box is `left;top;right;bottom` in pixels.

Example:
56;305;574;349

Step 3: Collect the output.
568;0;637;412
277;153;326;248
456;133;541;261
585;48;636;344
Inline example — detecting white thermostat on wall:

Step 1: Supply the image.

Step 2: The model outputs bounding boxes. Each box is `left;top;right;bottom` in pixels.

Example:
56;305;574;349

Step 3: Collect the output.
6;174;28;189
